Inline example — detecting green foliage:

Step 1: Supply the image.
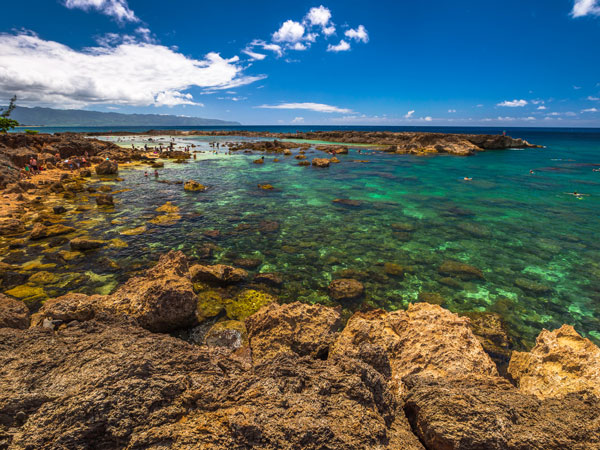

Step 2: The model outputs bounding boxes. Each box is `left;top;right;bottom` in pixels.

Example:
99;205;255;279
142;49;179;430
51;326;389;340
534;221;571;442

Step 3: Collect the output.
25;129;39;135
0;95;19;133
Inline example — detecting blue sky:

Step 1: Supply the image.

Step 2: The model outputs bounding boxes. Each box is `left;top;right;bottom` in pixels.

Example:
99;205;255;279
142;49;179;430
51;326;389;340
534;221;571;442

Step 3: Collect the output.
1;0;599;126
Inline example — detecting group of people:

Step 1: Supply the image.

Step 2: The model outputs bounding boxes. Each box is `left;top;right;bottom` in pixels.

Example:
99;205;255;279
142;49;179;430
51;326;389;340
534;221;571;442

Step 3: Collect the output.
21;157;43;177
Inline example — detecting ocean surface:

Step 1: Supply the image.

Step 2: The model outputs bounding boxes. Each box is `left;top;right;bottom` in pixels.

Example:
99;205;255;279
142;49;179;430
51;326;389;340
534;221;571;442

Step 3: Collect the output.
4;126;600;348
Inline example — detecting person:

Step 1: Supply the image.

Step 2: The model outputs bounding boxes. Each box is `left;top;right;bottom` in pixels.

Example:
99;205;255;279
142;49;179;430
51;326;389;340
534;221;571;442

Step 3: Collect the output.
30;157;38;174
463;177;472;181
154;170;159;177
529;170;535;174
593;168;600;172
567;191;588;198
144;171;148;177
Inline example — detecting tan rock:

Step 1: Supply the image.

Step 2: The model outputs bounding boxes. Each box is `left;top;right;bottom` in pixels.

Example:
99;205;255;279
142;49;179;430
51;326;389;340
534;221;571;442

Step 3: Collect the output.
331;303;498;394
0;294;29;329
311;158;330;167
508;324;600;399
190;264;247;285
246;302;342;364
30;293;101;327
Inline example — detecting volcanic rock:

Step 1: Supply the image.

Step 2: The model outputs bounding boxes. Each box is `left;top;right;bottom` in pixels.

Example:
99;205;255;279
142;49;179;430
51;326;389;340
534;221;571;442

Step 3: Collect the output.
508;324;600;399
438;260;484;280
312;158;330;167
0;294;29;329
29;223;76;240
328;278;364;300
190;264;248;285
69;237;106;251
95;160;118;175
95;193;114;206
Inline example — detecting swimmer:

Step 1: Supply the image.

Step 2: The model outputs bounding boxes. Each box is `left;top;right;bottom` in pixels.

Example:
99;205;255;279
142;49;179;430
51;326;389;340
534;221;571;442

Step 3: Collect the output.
529;170;535;174
566;191;588;198
144;171;148;177
593;168;600;172
463;177;472;181
154;170;159;177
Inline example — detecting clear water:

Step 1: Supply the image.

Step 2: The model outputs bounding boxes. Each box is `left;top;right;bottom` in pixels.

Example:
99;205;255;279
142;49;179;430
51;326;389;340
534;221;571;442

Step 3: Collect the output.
3;127;600;348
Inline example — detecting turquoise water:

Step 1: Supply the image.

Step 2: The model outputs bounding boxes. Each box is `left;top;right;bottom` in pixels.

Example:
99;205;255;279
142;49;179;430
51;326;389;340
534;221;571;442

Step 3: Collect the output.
3;128;600;348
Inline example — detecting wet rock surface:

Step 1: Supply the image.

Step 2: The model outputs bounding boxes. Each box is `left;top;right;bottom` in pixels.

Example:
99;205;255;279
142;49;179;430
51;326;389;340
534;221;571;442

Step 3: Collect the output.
190;263;248;285
0;293;29;329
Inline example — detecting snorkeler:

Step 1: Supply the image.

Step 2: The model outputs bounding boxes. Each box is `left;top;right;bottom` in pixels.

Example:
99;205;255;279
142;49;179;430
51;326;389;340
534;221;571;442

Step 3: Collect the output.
529;170;535;174
566;191;588;198
463;177;472;181
144;171;148;177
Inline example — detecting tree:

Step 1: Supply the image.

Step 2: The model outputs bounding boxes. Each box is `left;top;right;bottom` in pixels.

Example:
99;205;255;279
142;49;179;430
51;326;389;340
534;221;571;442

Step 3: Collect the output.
0;95;19;133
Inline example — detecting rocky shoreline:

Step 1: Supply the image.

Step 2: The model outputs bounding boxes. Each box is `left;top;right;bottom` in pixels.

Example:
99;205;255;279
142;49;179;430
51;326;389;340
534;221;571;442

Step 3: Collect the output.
83;129;541;156
1;250;599;449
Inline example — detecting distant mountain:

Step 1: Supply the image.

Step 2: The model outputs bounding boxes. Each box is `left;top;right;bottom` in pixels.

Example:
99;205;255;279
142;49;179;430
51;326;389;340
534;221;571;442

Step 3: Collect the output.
10;106;241;127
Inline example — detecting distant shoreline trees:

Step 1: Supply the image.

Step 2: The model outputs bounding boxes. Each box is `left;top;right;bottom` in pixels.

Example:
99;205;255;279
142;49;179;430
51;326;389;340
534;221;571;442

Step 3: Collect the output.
0;96;19;133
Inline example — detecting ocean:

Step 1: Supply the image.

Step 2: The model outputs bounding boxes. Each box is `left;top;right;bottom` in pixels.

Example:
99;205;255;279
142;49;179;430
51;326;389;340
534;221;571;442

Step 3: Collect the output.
5;126;600;347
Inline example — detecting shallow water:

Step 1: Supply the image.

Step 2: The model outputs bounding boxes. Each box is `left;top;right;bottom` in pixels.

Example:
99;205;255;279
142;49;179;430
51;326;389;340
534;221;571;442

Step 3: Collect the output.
3;128;600;348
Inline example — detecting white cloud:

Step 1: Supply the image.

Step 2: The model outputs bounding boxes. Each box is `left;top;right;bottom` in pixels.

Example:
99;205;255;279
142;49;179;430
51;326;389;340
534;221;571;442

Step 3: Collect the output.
273;20;305;43
323;25;336;36
448;109;456;113
63;0;138;23
424;116;433;122
588;96;600;100
291;42;308;51
0;32;264;108
572;0;600;17
327;40;350;52
257;102;353;113
497;99;528;107
345;25;369;43
582;108;599;112
242;49;267;60
291;116;305;123
404;110;415;118
537;105;547;110
530;99;545;105
306;6;332;27
573;85;582;90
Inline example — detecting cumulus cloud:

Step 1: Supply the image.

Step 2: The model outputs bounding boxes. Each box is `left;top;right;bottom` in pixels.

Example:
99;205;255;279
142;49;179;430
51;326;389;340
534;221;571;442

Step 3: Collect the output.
327;40;350;52
497;99;528;107
571;0;600;17
345;25;369;43
257;102;353;113
63;0;138;23
0;32;264;108
404;110;415;118
424;116;433;122
273;20;306;43
537;105;547;110
291;116;305;123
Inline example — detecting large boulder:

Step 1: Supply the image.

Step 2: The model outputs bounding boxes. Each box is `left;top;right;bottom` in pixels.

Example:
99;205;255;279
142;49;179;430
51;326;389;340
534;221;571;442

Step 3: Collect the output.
331;303;498;393
245;302;342;364
312;158;330;168
508;324;600;399
29;223;76;240
404;374;600;449
0;294;29;329
190;264;248;285
0;320;424;450
30;293;102;327
102;251;197;332
95;160;118;175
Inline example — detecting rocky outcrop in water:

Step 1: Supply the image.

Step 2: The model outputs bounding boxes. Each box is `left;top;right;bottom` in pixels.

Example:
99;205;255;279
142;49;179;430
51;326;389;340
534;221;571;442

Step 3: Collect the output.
1;251;598;449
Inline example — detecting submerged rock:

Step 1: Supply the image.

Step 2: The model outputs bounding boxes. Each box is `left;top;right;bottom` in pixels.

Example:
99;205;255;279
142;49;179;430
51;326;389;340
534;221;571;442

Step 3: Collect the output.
225;289;276;321
95;193;114;206
438;260;484;280
69;237;106;251
253;272;283;287
0;293;29;329
508;324;600;399
329;278;364;301
514;277;552;294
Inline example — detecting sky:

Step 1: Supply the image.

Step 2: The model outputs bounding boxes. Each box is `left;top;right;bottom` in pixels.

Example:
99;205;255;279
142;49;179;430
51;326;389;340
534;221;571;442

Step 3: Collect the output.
1;0;600;126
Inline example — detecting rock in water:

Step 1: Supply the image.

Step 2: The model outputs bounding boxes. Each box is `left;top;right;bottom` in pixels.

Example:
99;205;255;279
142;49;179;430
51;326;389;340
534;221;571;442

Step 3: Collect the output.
311;158;330;167
95;194;114;206
29;223;76;240
95;160;118;175
331;303;498;394
328;278;364;300
69;237;106;251
438;260;484;280
508;324;600;399
245;302;342;364
184;180;207;191
0;293;29;329
190;264;248;285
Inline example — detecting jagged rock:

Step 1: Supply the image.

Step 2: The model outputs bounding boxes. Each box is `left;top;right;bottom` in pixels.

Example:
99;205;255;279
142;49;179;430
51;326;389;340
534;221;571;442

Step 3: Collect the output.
329;278;364;300
0;320;424;450
190;264;248;285
462;311;513;375
29;223;76;240
184;180;207;191
246;302;342;364
103;252;196;332
69;237;106;251
508;324;600;399
30;293;101;327
0;294;29;329
404;374;600;450
312;158;330;167
52;205;67;214
331;303;498;394
95;193;114;206
95;160;118;175
438;260;484;280
204;319;246;352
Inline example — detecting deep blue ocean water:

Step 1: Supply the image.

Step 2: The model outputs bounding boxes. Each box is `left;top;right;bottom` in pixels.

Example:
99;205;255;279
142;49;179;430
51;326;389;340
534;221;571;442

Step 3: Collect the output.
4;126;600;347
